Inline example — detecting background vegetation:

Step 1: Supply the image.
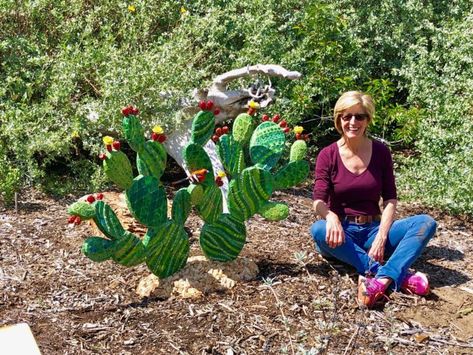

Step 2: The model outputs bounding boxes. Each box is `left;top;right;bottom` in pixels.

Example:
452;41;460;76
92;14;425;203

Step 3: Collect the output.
1;0;472;214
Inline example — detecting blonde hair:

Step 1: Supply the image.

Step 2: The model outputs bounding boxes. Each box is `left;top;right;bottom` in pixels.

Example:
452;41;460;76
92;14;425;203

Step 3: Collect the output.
333;91;375;134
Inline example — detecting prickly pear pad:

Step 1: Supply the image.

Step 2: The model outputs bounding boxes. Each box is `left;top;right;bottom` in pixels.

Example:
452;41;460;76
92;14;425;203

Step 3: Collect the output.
183;143;214;186
111;231;146;267
82;237;116;262
228;166;274;221
249;121;285;170
258;201;289;221
200;214;246;262
136;140;167;179
216;134;245;177
126;176;167;227
232;113;254;146
196;184;223;223
290;139;307;162
103;150;133;190
93;201;126;240
144;220;190;278
122;115;145;152
273;160;310;190
191;111;215;146
187;184;204;205
172;188;192;225
67;201;96;219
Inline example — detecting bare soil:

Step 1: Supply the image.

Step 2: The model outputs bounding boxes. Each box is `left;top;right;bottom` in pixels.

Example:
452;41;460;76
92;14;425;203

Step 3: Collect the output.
1;186;472;354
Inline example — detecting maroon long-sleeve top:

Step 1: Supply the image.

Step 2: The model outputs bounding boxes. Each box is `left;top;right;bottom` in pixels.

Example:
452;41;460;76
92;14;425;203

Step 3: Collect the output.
312;140;397;218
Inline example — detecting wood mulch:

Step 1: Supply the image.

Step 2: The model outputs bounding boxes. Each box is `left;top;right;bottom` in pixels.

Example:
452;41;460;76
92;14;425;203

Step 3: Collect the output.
1;186;472;354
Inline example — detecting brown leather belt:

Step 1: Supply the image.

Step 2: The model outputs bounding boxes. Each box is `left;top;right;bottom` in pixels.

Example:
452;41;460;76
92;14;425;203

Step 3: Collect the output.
345;215;381;224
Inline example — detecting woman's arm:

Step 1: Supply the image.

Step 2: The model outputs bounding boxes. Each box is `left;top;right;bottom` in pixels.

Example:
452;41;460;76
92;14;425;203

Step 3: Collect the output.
313;199;345;248
368;198;397;262
313;199;335;219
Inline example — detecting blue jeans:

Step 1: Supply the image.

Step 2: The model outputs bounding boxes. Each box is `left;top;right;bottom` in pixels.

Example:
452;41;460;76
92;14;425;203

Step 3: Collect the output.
310;214;437;290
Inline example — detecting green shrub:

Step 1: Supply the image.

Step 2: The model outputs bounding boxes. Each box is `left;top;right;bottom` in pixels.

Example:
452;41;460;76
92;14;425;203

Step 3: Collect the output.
1;0;472;215
0;0;312;195
0;142;21;206
397;13;473;214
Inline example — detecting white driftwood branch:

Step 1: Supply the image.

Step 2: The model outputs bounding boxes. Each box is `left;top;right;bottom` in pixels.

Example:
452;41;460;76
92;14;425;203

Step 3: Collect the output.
212;64;302;88
193;64;302;122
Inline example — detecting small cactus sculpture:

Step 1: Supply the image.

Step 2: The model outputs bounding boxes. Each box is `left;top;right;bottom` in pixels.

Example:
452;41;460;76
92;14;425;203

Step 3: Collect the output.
68;102;309;279
69;108;191;278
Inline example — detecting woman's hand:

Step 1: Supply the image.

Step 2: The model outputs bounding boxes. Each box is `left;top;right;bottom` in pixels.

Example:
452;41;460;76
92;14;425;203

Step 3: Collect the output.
369;199;397;262
313;201;345;249
368;234;387;262
325;213;345;248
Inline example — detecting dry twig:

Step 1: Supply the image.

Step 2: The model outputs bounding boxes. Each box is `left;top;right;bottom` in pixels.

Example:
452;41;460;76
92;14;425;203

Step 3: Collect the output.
343;325;360;355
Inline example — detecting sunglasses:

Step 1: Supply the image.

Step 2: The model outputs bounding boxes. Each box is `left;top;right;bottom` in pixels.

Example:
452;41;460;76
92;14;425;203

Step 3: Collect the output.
341;113;369;122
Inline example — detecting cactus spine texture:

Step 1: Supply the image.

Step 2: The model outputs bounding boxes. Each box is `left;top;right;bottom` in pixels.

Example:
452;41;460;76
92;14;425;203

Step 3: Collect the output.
123;115;145;152
93;200;126;240
200;214;246;261
232;113;254;146
82;237;116;262
273;160;310;190
227;166;273;221
172;188;192;225
191;111;215;146
290;139;307;162
144;221;189;278
126;175;167;227
68;201;96;220
136;140;167;180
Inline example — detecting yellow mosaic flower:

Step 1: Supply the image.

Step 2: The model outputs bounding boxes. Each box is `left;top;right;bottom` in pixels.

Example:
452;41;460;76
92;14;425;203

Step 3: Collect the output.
248;100;260;109
71;130;79;139
180;7;187;14
103;136;114;146
128;5;136;13
293;126;304;134
152;125;164;134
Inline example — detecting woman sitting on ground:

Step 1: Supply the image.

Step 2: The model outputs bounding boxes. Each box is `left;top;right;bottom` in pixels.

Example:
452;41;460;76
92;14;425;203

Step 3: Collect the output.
310;91;437;308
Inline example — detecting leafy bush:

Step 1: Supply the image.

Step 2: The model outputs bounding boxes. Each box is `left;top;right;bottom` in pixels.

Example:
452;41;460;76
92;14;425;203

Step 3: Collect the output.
271;0;441;144
0;0;312;195
0;142;21;206
396;13;473;214
1;0;472;215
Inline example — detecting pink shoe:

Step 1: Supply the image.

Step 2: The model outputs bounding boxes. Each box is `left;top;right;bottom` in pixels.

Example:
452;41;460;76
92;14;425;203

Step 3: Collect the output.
358;276;388;308
401;271;430;296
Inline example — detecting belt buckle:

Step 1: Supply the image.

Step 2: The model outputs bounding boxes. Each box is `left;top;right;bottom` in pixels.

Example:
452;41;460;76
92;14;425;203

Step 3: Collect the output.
356;215;371;224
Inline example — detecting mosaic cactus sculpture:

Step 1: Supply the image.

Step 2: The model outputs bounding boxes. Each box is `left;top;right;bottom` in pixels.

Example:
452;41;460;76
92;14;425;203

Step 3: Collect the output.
68;102;309;278
183;100;310;262
68;107;194;278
